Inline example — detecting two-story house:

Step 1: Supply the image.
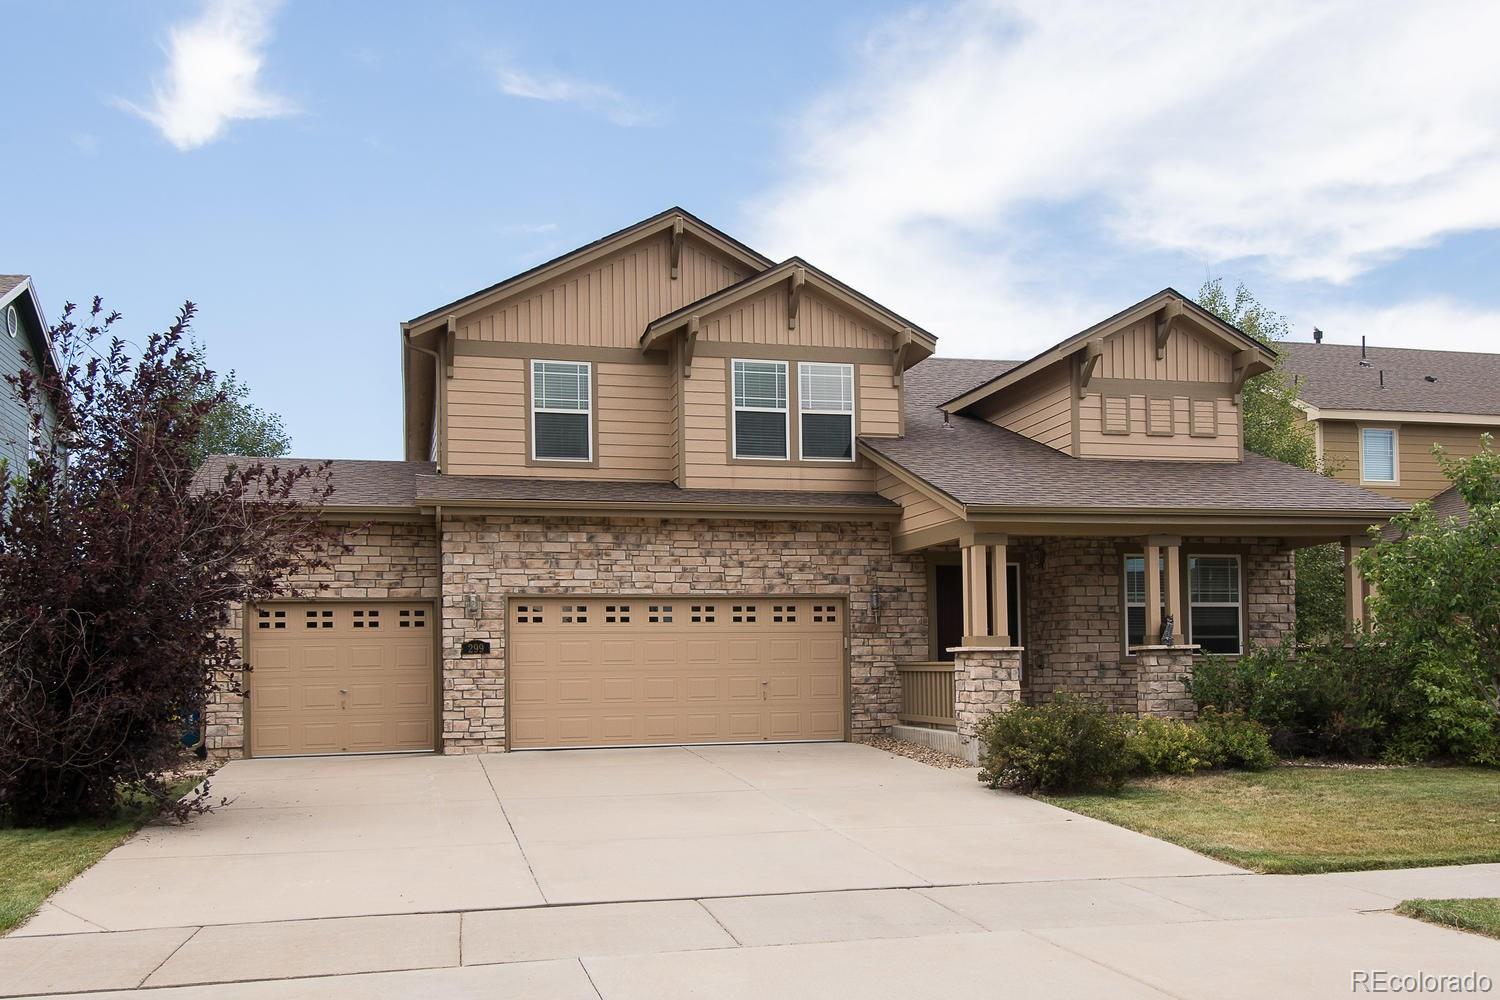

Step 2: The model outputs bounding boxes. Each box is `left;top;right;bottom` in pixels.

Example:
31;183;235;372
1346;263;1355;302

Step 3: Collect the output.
202;209;1402;761
1282;339;1500;502
0;275;57;474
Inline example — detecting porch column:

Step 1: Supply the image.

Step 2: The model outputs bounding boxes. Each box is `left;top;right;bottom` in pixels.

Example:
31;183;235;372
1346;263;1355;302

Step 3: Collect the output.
1155;535;1183;645
988;536;1011;647
1343;535;1369;631
1143;539;1163;645
961;542;988;642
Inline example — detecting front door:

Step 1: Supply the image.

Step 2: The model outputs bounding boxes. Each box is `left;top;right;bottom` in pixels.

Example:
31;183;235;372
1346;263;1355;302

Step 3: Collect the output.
933;562;1022;660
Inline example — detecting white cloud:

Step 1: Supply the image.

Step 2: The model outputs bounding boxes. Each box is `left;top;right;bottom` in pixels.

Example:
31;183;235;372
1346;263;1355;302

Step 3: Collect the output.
122;0;293;151
495;65;656;127
1288;298;1500;355
746;0;1500;358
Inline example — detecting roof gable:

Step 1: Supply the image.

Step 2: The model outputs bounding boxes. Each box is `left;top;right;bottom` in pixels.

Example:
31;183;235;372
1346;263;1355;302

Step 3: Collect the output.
404;208;773;334
941;289;1275;414
0;275;58;376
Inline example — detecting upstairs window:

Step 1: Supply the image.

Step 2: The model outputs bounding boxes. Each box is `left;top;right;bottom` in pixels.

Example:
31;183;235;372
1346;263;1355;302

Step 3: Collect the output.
531;360;591;462
1189;555;1242;655
732;360;788;459
798;362;855;461
1360;427;1397;483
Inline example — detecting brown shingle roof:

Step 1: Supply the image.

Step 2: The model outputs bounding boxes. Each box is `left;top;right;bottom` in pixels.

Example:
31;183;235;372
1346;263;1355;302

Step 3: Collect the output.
1280;342;1500;416
0;275;27;298
862;357;1405;515
414;474;895;511
195;456;436;507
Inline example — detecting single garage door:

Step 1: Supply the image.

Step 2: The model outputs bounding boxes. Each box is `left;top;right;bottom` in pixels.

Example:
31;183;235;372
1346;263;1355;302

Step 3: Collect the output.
247;602;436;756
508;597;845;749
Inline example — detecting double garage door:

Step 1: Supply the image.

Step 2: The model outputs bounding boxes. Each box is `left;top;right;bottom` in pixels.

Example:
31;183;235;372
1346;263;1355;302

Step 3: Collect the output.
508;596;846;749
245;596;845;755
247;602;436;756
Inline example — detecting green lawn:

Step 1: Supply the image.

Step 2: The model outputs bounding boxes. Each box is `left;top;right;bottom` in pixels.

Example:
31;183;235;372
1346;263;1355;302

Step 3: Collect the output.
1042;766;1500;874
0;786;195;935
1396;898;1500;939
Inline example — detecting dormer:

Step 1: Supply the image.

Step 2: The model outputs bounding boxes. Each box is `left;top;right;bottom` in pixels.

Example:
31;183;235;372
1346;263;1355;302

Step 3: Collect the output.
941;290;1274;462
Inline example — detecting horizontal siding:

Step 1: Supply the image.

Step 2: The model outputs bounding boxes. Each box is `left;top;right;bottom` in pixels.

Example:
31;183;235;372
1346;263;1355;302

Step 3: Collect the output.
681;357;876;491
1096;319;1233;382
699;284;891;349
457;235;749;349
876;469;959;536
858;364;900;437
446;355;674;479
1323;420;1493;501
1078;393;1240;461
982;360;1073;454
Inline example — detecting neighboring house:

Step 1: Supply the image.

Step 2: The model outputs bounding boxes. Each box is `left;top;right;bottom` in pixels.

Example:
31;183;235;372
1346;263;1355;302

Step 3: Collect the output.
1282;340;1500;502
201;208;1402;760
0;275;57;473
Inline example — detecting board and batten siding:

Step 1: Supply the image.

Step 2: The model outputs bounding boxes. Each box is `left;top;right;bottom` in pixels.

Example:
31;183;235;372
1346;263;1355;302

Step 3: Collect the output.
976;359;1073;454
1321;419;1495;501
1096;319;1234;382
697;283;893;350
456;235;749;349
446;354;675;478
875;468;960;538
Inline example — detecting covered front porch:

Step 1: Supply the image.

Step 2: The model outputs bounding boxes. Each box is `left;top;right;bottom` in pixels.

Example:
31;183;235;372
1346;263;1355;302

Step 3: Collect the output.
892;524;1376;759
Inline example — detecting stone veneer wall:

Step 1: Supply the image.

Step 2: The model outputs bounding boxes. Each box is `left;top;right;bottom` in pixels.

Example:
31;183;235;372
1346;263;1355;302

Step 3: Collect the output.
952;647;1023;761
205;520;440;758
1019;536;1295;714
439;515;927;753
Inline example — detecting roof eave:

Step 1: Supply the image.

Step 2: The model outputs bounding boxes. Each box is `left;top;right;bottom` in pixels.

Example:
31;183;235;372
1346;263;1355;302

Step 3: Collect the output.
412;496;900;520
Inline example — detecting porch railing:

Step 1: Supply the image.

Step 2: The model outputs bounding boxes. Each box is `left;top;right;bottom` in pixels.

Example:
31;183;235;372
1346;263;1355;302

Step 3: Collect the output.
896;661;956;728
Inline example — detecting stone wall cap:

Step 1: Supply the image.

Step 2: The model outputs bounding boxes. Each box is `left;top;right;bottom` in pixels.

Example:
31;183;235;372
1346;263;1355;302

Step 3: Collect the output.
947;646;1025;653
1129;644;1202;651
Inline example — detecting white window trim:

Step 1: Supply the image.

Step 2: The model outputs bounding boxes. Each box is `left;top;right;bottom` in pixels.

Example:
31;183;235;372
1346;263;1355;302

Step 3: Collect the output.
796;361;856;463
530;359;593;463
1187;553;1243;656
731;359;790;461
1358;424;1399;485
1122;552;1166;652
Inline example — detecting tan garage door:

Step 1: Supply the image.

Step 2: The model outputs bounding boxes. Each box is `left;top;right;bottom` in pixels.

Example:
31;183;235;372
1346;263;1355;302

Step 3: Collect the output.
247;602;436;756
508;597;845;749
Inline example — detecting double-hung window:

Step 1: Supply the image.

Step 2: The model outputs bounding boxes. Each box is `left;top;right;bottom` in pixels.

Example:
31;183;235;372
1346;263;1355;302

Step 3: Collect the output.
531;360;591;461
1188;555;1241;654
1360;427;1397;483
732;360;788;459
798;362;855;461
1123;553;1166;649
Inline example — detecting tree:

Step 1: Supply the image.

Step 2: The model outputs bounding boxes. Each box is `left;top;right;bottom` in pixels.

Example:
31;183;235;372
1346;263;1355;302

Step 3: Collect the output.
1360;437;1500;764
1195;279;1343;642
187;344;290;466
0;299;338;825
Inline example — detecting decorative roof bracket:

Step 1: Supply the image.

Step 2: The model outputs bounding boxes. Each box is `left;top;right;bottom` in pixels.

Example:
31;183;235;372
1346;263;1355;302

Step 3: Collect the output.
682;315;699;378
787;267;805;330
669;217;684;279
1155;300;1184;360
1077;339;1105;397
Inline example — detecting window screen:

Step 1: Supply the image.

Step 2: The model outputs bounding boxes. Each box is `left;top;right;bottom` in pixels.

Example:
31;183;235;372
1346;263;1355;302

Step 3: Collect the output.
1361;428;1396;482
799;362;854;460
733;360;788;459
532;360;591;461
1189;555;1241;654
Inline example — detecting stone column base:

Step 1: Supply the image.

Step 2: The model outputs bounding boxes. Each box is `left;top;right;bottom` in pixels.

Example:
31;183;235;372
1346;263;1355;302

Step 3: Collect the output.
949;646;1023;762
1132;644;1200;719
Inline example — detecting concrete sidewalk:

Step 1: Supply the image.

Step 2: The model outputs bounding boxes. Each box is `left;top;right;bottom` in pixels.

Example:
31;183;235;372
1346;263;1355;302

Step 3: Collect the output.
3;867;1498;997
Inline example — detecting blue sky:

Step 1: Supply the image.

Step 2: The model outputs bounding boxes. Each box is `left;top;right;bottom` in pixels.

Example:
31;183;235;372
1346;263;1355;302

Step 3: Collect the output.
6;0;1499;459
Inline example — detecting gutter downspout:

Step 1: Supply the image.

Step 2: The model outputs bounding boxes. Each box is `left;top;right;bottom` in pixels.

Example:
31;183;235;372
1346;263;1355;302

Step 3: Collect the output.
404;325;445;471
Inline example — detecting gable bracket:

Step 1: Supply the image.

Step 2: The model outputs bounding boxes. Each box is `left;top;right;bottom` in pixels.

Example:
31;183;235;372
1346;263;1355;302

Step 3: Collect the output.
682;315;699;378
1077;339;1104;397
892;328;914;387
787;266;806;330
444;316;457;378
1231;347;1258;400
669;217;684;279
1154;301;1184;360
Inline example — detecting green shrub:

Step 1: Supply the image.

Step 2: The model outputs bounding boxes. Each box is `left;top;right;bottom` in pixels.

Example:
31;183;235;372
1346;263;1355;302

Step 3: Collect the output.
1194;710;1278;770
976;695;1132;794
1126;716;1213;775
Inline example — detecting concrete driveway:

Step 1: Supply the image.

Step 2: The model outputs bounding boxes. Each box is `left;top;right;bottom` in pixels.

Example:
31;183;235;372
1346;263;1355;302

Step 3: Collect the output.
4;743;1498;998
